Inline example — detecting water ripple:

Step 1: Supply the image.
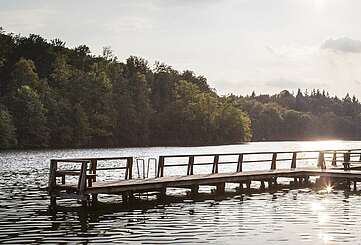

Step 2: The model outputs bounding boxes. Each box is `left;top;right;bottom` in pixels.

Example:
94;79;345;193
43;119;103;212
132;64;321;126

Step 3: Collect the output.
2;142;361;244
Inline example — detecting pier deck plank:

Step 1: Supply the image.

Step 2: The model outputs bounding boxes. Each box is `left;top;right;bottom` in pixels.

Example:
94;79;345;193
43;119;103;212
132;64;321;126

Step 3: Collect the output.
54;168;361;195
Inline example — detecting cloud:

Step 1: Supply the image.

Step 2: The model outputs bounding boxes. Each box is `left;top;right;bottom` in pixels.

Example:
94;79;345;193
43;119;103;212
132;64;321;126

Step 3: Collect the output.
105;16;153;32
321;37;361;53
0;8;54;33
264;78;326;89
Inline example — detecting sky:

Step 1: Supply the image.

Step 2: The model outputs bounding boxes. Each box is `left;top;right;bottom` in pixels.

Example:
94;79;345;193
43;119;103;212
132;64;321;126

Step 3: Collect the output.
1;0;361;98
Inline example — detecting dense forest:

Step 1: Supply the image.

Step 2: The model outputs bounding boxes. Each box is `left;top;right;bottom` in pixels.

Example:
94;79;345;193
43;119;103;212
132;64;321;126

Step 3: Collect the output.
0;28;251;149
0;28;360;149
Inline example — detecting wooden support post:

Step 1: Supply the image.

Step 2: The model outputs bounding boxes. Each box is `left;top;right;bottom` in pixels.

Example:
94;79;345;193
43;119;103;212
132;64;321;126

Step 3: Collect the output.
157;156;165;177
291;152;297;169
122;193;129;204
273;177;278;187
304;176;310;183
187;156;194;175
317;152;326;169
291;152;298;184
78;162;87;191
125;157;133;179
354;181;357;191
122;192;134;204
91;194;98;206
212;155;219;174
237;154;243;172
331;151;337;167
216;183;225;194
237;154;243;190
88;159;97;187
246;181;251;191
159;188;166;200
48;160;58;207
238;182;244;192
343;151;351;170
260;180;265;190
48;160;57;194
190;185;199;195
271;153;277;170
78;161;88;207
292;177;298;186
346;179;351;191
128;191;134;201
50;196;57;207
268;179;273;189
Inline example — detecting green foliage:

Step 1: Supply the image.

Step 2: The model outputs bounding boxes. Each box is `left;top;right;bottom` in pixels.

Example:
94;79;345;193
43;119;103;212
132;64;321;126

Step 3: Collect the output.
237;89;361;141
0;30;252;148
8;58;40;93
0;104;17;149
10;85;49;148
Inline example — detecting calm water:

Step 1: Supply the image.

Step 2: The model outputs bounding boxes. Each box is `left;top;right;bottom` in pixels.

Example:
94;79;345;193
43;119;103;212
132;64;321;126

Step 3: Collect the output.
1;141;361;244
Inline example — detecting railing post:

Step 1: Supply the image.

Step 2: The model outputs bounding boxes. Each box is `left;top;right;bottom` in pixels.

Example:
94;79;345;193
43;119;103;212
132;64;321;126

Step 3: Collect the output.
331;151;337;166
317;152;326;169
187;156;194;175
157;156;165;177
88;159;97;187
343;151;351;170
125;157;133;179
48;160;57;193
271;153;277;170
237;154;243;172
291;152;297;169
212;155;219;174
78;161;88;194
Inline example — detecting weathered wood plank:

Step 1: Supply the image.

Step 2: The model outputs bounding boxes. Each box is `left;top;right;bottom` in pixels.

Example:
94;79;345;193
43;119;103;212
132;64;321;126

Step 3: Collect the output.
53;167;361;197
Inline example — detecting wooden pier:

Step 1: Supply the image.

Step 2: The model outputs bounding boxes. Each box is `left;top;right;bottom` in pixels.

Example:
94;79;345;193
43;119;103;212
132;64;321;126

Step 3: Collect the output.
48;149;361;207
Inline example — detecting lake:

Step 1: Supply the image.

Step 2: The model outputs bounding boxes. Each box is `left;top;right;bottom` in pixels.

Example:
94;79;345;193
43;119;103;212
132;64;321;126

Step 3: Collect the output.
1;140;361;244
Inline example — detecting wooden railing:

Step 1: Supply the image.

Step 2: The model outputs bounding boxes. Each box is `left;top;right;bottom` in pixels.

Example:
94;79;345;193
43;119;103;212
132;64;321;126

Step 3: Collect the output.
156;149;361;177
48;157;133;198
48;149;361;198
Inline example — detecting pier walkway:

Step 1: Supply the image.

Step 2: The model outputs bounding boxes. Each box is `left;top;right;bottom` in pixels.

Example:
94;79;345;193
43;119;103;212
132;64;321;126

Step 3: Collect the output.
48;149;361;206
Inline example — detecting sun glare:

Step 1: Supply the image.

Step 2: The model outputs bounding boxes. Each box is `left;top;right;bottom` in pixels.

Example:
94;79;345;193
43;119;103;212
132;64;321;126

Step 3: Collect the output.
313;0;326;10
319;232;333;243
311;202;324;211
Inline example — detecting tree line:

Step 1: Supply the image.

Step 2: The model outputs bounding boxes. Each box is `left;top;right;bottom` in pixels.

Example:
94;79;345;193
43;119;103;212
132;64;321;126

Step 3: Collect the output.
233;89;361;141
1;29;360;150
0;29;251;149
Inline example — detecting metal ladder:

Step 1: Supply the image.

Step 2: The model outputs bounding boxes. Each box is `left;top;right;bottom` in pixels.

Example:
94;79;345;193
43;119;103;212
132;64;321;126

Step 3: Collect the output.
135;157;157;179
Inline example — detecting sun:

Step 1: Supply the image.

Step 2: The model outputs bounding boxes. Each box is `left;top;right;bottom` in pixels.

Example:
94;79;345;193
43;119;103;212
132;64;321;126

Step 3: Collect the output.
325;185;333;193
